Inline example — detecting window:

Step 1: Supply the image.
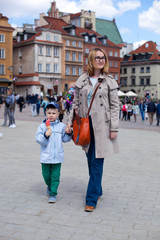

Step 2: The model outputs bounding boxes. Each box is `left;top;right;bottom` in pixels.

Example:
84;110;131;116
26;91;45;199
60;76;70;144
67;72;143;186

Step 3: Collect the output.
46;46;51;56
77;19;81;27
124;78;127;86
46;64;50;73
54;47;59;57
0;65;4;74
19;49;22;57
66;40;70;46
72;66;76;75
146;67;150;73
146;78;150;85
70;29;75;35
54;64;58;73
132;68;135;74
140;67;144;73
109;61;112;67
114;74;118;80
123;68;127;74
78;41;82;48
72;52;76;61
78;53;82;62
38;45;43;55
0;34;5;42
140;78;144;85
38;63;43;72
109;51;113;56
78;67;82;76
19;66;22;74
54;35;59;42
92;37;96;43
17;36;21;42
0;49;5;59
114;61;118;67
85;59;88;65
66;51;70;61
103;39;107;45
114;52;118;57
66;65;70;75
72;41;76;47
24;34;27;40
46;33;50;41
120;68;122;74
85;48;89;54
132;78;135;86
85;36;89;42
64;83;68;90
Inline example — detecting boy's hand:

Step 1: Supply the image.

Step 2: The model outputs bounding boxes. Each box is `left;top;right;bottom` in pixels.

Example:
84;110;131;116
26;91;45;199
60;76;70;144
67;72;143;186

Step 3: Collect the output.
45;128;52;137
65;125;72;134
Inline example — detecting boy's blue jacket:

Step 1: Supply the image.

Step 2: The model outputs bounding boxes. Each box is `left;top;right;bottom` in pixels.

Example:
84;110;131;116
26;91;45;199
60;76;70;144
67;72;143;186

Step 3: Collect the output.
35;119;72;164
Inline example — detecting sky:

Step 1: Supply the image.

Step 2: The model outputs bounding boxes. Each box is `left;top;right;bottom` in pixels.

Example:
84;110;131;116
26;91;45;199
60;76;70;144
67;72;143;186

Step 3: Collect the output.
1;0;160;49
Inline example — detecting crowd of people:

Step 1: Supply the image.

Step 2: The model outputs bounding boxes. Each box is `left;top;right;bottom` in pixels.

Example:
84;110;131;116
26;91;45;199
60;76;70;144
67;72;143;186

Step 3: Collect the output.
120;97;160;126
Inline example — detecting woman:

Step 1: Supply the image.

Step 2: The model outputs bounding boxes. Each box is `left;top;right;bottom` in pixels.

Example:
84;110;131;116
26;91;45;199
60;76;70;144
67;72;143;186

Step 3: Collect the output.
66;48;119;212
57;96;65;122
132;101;139;122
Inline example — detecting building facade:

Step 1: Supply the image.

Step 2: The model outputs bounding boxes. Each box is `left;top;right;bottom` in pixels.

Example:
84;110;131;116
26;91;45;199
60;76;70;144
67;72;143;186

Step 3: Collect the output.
13;26;62;97
0;13;14;94
120;41;160;99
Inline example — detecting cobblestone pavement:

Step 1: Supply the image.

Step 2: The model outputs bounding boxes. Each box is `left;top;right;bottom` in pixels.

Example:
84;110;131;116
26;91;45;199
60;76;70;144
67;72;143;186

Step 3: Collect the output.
0;104;160;240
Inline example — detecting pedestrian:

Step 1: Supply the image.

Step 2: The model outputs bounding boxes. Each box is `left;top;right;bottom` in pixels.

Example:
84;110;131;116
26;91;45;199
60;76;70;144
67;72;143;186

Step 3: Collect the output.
66;47;119;212
35;102;72;203
17;95;25;112
127;100;133;121
30;93;37;117
132;101;139;122
57;96;65;122
41;97;49;116
147;98;156;125
139;99;146;122
156;100;160;126
0;95;3;137
121;102;128;121
1;87;16;128
36;95;41;116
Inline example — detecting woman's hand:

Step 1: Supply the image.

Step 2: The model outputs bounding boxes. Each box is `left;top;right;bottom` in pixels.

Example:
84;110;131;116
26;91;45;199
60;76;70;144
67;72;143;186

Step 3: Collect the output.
65;124;72;134
110;131;117;140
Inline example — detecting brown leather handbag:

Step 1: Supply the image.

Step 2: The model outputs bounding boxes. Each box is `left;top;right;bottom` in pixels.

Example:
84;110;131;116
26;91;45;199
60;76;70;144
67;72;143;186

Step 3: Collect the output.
72;82;102;146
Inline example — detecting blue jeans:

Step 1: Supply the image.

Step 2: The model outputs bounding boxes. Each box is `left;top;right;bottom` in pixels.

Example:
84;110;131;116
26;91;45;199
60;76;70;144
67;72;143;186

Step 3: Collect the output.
86;117;104;207
140;111;145;121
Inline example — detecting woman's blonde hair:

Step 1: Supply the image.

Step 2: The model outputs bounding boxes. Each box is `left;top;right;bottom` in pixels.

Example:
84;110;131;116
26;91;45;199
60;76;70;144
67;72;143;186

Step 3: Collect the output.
87;48;109;76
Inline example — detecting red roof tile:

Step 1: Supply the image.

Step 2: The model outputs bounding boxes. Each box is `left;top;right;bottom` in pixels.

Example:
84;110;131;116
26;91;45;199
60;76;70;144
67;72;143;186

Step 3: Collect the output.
15;81;41;86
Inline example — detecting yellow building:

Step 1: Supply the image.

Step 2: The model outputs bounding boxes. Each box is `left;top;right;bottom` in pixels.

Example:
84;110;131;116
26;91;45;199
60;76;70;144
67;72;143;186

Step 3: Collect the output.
0;13;14;94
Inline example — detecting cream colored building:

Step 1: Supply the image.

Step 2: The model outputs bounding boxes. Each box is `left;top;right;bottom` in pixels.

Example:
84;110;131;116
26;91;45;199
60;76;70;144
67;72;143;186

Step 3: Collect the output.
120;41;160;99
13;26;62;97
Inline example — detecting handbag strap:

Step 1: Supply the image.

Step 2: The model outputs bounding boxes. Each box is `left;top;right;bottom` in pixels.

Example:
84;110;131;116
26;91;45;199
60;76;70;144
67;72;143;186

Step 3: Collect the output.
86;81;102;117
73;80;103;124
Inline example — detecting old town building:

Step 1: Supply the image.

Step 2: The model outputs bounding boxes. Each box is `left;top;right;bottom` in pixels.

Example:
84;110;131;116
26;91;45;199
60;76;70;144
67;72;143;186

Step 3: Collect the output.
13;26;62;96
120;41;160;99
0;13;14;94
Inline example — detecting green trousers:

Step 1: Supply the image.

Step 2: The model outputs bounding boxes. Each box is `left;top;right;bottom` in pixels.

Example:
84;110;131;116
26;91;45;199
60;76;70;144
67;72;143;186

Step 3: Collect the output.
41;163;61;196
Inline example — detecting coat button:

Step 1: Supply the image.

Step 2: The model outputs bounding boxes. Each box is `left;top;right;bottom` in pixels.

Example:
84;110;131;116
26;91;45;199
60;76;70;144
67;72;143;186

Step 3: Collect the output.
80;102;81;105
99;87;101;89
99;95;102;98
80;94;82;96
100;103;103;106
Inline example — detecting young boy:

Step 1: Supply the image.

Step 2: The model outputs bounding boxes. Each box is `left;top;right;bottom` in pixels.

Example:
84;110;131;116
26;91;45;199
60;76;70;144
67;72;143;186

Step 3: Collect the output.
36;102;72;203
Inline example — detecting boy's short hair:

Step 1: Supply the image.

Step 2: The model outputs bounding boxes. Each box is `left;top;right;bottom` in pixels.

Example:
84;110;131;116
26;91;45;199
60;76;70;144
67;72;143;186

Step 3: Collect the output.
46;101;60;111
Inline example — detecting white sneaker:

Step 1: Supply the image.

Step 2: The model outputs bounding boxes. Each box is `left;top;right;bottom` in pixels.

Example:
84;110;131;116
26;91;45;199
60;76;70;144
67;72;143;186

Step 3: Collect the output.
12;124;16;128
9;125;13;128
0;133;3;138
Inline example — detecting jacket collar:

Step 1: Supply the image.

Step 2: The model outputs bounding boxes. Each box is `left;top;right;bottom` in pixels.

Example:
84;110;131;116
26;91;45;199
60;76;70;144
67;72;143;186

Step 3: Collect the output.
75;72;106;88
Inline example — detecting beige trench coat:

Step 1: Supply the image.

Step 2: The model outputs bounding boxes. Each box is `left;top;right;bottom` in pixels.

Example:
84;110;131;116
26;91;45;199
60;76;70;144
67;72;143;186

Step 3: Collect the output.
67;72;119;158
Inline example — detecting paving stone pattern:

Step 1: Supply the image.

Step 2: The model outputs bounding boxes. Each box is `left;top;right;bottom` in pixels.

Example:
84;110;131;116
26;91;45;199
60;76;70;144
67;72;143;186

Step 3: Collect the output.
0;105;160;240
